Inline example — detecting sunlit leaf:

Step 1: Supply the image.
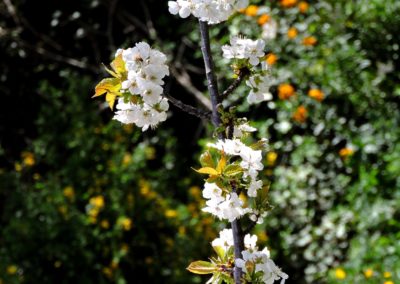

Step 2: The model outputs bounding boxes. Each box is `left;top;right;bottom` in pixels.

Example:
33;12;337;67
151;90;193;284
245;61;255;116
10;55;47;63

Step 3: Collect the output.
223;164;243;177
194;167;220;176
200;151;215;168
92;78;121;109
187;261;217;275
216;153;226;173
212;246;226;260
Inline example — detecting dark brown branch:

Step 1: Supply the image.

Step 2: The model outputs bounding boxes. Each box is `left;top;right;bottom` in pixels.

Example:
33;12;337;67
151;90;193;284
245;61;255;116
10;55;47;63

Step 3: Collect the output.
199;20;244;284
199;20;222;133
163;92;211;120
221;68;250;100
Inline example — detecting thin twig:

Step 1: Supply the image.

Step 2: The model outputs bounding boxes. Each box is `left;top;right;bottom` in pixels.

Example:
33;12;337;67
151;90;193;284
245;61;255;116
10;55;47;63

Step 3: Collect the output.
171;67;212;110
163;92;211;120
220;68;250;100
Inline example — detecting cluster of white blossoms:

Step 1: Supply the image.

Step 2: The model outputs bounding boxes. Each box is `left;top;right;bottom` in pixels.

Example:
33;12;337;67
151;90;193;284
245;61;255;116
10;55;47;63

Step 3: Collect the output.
201;138;268;223
168;0;248;24
113;42;170;131
210;229;288;284
235;233;289;284
202;182;248;222
222;36;274;105
222;36;265;66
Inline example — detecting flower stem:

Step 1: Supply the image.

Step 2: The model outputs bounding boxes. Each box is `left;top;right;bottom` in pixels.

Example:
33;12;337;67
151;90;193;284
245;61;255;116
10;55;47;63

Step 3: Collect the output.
198;20;244;284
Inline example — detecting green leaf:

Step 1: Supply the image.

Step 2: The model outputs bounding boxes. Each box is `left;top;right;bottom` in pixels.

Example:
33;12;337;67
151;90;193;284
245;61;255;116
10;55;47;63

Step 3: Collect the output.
223;164;243;177
200;151;215;168
187;261;217;275
213;246;226;260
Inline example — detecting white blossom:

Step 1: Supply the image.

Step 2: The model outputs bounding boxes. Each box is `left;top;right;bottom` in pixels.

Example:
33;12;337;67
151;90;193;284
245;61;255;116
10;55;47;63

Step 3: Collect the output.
233;121;257;138
168;0;249;24
222;36;265;66
113;42;170;131
211;228;234;251
246;74;273;104
236;247;288;284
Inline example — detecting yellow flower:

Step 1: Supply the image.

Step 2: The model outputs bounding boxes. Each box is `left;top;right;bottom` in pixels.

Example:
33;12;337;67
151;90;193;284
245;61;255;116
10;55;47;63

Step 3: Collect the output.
122;153;131;166
165;209;178;218
119;217;132;231
335;268;346;279
257;231;268;242
298;1;309;13
364;268;373;278
22;151;35;166
102;267;113;278
145;257;154;265
293;106;308;123
266;53;278;65
303;36;318;46
189;186;201;199
7;265;18;275
14;162;22;172
257;14;270;25
89;195;105;209
339;148;354;158
58;206;68;216
63;186;75;200
120;243;129;254
384;281;394;284
287;27;298;39
54;261;62;268
308;89;325;102
384;272;392;278
100;219;110;229
145;146;156;160
267;152;278;166
280;0;297;8
178;226;186;235
244;5;259;16
278;83;296;100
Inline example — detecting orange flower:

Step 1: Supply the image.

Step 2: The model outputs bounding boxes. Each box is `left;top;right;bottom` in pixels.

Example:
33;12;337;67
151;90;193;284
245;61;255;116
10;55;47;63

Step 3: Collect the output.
278;84;296;100
303;36;317;46
280;0;297;8
245;5;259;16
339;148;354;158
298;1;309;13
257;14;270;25
308;89;325;102
287;27;298;39
266;53;278;65
293;106;308;123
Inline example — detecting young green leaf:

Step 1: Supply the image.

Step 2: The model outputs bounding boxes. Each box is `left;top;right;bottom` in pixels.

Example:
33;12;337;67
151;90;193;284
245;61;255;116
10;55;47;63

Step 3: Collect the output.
187;261;217;275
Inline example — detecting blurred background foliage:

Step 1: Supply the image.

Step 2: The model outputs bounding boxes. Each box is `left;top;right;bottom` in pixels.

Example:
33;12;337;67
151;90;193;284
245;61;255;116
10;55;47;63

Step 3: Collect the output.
0;0;399;283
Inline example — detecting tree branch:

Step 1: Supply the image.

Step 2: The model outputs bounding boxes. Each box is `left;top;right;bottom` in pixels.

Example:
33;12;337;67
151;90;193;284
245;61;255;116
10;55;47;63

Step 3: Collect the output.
163;92;211;120
221;68;250;100
199;20;222;133
199;20;244;284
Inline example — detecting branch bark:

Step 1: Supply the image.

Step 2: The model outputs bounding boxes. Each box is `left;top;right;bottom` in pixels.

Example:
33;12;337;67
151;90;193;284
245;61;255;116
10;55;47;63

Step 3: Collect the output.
163;92;211;120
221;68;250;100
198;20;244;284
199;20;222;133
